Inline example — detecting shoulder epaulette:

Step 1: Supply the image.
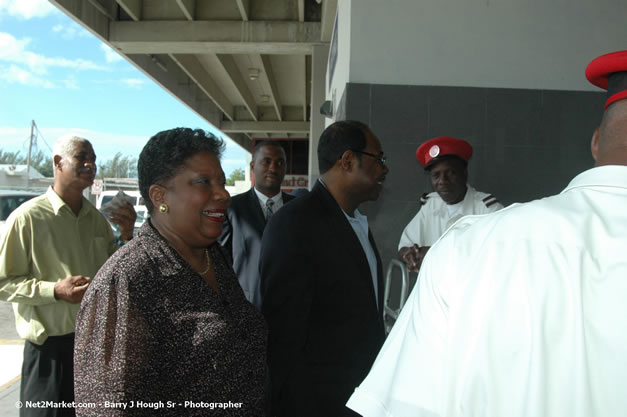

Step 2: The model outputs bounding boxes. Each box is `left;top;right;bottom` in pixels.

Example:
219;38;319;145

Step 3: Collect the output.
482;194;500;208
419;192;429;206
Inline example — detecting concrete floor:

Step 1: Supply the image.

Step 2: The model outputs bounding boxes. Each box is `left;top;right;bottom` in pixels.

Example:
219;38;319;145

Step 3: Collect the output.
0;302;23;417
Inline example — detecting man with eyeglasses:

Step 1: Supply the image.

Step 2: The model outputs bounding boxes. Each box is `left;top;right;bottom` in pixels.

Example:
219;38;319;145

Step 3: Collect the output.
398;136;503;272
260;120;388;416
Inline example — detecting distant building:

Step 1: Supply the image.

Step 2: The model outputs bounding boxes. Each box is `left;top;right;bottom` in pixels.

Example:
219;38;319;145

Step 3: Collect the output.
0;165;51;192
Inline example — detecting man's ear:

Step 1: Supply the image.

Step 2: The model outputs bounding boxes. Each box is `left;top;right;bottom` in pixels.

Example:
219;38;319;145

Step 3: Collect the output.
149;184;166;207
53;155;63;170
590;127;600;162
338;150;354;171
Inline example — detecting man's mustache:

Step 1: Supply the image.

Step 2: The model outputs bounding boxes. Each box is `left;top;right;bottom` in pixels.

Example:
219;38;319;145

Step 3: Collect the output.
78;166;96;174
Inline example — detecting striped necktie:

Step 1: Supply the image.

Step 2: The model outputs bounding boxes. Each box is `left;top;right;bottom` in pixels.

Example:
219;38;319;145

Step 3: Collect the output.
266;199;275;220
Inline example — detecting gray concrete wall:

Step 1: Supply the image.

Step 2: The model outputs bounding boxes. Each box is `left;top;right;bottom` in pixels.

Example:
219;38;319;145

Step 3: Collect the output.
341;82;605;282
348;0;627;92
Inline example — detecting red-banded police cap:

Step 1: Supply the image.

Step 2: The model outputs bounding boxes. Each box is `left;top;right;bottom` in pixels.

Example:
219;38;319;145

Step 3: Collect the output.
416;136;473;168
585;50;627;110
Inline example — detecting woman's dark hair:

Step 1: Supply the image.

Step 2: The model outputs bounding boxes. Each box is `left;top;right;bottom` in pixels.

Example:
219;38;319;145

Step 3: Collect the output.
317;120;369;174
138;128;225;213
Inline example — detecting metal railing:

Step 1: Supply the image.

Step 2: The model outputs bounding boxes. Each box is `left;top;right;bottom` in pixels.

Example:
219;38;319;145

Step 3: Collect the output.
383;259;409;335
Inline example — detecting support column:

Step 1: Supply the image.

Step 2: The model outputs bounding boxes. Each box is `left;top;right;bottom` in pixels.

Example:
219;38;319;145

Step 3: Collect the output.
309;44;330;186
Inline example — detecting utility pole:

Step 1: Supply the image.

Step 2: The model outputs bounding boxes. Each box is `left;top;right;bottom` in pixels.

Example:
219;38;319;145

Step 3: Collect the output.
26;120;35;189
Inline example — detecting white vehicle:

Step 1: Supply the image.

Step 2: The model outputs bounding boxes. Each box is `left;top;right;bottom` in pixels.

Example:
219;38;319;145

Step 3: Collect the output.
0;190;40;237
96;190;148;234
134;206;148;231
96;190;143;210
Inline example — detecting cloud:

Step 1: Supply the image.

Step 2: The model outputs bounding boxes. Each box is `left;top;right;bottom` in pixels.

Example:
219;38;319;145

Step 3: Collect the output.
0;32;109;87
0;64;55;88
101;44;123;63
62;75;79;89
52;23;91;40
0;32;30;60
121;78;146;89
0;0;57;19
92;77;148;89
0;32;108;73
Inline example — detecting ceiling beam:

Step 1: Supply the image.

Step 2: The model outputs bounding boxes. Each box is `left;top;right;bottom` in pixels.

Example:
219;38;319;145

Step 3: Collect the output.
116;0;141;21
86;0;116;20
125;53;223;134
320;0;338;41
221;121;310;134
235;0;249;21
215;54;258;121
258;55;282;121
170;54;234;121
109;21;323;55
176;0;195;21
227;133;253;152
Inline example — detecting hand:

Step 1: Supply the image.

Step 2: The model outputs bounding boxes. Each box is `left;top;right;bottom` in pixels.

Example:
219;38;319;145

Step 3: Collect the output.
54;275;91;304
399;244;430;272
108;201;137;241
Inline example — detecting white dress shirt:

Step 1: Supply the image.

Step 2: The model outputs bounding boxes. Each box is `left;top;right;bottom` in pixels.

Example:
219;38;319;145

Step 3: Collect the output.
343;209;379;309
349;166;627;417
253;188;284;220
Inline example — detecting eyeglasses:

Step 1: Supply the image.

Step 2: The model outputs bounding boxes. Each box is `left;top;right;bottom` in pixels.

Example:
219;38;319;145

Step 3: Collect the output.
350;149;387;166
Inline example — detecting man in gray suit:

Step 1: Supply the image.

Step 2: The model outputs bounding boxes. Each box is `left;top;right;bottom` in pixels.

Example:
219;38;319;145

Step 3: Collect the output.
219;140;295;308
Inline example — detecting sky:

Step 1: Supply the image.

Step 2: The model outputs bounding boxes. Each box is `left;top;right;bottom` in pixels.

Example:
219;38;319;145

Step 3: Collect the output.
0;0;249;176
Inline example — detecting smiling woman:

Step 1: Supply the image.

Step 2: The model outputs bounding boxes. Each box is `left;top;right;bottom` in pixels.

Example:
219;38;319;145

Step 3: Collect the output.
73;128;268;416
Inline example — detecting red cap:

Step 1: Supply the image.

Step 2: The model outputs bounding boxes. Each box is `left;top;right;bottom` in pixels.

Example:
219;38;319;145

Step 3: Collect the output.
585;50;627;109
416;136;473;168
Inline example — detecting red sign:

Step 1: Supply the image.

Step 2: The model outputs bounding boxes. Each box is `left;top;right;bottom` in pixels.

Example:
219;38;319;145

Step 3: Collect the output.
281;175;308;192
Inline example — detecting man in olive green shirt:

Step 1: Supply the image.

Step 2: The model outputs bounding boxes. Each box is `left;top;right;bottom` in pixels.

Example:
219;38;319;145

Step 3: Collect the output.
0;135;135;417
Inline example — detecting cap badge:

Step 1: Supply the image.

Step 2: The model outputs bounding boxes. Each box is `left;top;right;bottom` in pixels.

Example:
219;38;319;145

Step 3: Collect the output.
429;145;440;158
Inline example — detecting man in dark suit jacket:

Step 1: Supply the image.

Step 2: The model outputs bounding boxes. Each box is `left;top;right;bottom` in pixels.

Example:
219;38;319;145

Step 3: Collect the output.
219;140;295;308
260;120;389;416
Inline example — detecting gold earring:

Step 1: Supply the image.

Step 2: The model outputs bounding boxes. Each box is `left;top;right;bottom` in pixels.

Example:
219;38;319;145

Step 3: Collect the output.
159;203;169;213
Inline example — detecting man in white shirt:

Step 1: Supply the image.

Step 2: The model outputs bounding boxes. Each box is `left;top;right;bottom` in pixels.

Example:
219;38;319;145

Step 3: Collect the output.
398;136;502;271
347;50;627;417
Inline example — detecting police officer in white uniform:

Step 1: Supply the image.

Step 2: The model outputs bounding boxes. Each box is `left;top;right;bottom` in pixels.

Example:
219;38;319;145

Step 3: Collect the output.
398;136;503;271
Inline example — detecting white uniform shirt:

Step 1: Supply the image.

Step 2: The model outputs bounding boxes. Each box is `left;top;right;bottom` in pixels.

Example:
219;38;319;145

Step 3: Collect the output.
398;184;503;250
348;166;627;417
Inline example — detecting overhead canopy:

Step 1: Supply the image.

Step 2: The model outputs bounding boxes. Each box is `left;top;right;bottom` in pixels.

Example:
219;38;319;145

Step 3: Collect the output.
50;0;338;152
